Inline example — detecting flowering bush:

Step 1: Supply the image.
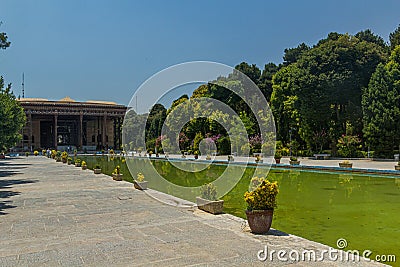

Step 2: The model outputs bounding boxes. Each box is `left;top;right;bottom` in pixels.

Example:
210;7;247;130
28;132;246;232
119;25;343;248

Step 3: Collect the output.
136;172;145;182
113;165;121;175
337;135;361;158
244;179;279;211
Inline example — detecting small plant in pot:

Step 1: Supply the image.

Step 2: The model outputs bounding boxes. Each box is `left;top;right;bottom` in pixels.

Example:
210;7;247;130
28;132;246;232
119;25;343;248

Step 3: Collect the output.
112;165;123;181
395;162;400;171
274;150;282;164
194;151;199;159
34;150;39;156
25;151;29;157
133;172;148;190
255;155;263;163
196;183;224;214
339;160;353;168
75;158;81;167
67;157;72;165
42;150;46;156
55;151;62;162
81;161;87;170
61;151;68;163
244;178;279;234
289;156;300;165
93;164;101;174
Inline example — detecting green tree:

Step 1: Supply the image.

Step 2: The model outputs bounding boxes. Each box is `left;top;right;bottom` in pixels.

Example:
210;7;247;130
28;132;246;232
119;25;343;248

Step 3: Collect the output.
355;29;387;49
283;43;310;66
257;62;279;102
362;46;400;157
0;22;11;49
389;24;400;51
0;27;25;152
0;77;26;152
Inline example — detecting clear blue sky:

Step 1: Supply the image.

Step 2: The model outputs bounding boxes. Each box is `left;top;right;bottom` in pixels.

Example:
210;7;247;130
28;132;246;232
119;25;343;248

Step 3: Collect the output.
1;0;399;106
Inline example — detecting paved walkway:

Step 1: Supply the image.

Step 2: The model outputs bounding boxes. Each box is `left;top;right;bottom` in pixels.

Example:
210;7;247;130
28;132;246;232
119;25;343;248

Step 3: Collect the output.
0;157;386;266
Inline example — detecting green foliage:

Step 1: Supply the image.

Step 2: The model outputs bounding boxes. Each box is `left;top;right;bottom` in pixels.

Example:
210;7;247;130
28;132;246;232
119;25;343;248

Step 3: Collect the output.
336;135;361;158
362;46;400;158
200;183;218;201
0;77;26;152
192;132;203;153
389;24;400;50
272;32;387;152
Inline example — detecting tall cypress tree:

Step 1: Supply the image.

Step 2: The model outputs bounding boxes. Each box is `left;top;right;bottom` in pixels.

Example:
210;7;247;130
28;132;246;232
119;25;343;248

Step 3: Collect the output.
362;46;400;157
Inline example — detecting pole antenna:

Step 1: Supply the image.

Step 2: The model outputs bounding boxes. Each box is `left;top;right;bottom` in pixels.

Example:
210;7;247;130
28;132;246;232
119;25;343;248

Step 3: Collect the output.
22;72;25;98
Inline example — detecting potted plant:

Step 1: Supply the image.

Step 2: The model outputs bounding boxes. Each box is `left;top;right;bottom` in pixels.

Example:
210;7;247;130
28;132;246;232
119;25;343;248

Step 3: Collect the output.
228;155;234;162
394;161;400;171
244;178;279;234
148;150;153;157
61;151;68;163
289;156;300;165
42;149;46;156
196;183;224;214
274;151;282;164
112;165;123;181
206;154;211;160
255;155;263;163
81;161;87;170
339;160;353;168
93;164;102;174
133;172;148;190
67;157;72;165
55;151;62;162
51;150;57;159
194;151;199;159
75;158;81;167
109;149;114;155
25;151;29;157
34;150;39;156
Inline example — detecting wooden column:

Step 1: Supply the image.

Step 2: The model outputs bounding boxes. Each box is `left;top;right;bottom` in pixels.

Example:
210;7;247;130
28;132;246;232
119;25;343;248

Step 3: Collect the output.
79;112;83;149
28;112;32;151
54;114;58;150
102;113;107;148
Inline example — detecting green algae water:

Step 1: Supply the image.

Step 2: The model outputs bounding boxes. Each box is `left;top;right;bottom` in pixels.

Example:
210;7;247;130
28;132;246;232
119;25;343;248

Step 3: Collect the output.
80;155;400;261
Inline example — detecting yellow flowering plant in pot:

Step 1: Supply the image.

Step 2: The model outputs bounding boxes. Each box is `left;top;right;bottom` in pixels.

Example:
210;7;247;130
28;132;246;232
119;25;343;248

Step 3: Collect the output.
133;172;148;190
112;165;123;181
244;177;279;234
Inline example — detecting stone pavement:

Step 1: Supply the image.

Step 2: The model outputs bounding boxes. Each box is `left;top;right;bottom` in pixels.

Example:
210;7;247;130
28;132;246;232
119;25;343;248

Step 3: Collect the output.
0;157;387;266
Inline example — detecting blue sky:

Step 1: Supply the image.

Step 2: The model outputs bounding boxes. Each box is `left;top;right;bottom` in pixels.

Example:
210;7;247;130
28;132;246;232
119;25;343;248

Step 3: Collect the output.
1;0;400;106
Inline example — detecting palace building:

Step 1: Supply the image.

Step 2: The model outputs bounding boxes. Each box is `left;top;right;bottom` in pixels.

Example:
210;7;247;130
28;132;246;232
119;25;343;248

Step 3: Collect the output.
17;97;127;151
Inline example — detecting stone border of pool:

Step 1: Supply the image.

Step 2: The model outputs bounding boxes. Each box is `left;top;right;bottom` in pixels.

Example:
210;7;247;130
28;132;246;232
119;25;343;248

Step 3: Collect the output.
130;156;400;177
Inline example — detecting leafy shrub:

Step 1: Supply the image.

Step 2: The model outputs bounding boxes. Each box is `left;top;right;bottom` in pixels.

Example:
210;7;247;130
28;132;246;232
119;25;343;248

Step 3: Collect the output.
200;183;217;201
244;179;279;211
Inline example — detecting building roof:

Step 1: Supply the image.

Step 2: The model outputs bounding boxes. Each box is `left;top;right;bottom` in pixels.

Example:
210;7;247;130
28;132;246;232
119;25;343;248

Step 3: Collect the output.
18;97;121;106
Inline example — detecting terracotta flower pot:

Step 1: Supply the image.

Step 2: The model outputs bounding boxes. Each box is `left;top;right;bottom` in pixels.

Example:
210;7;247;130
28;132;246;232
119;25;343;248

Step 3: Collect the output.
112;173;123;181
339;163;353;168
245;209;274;234
93;168;101;174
